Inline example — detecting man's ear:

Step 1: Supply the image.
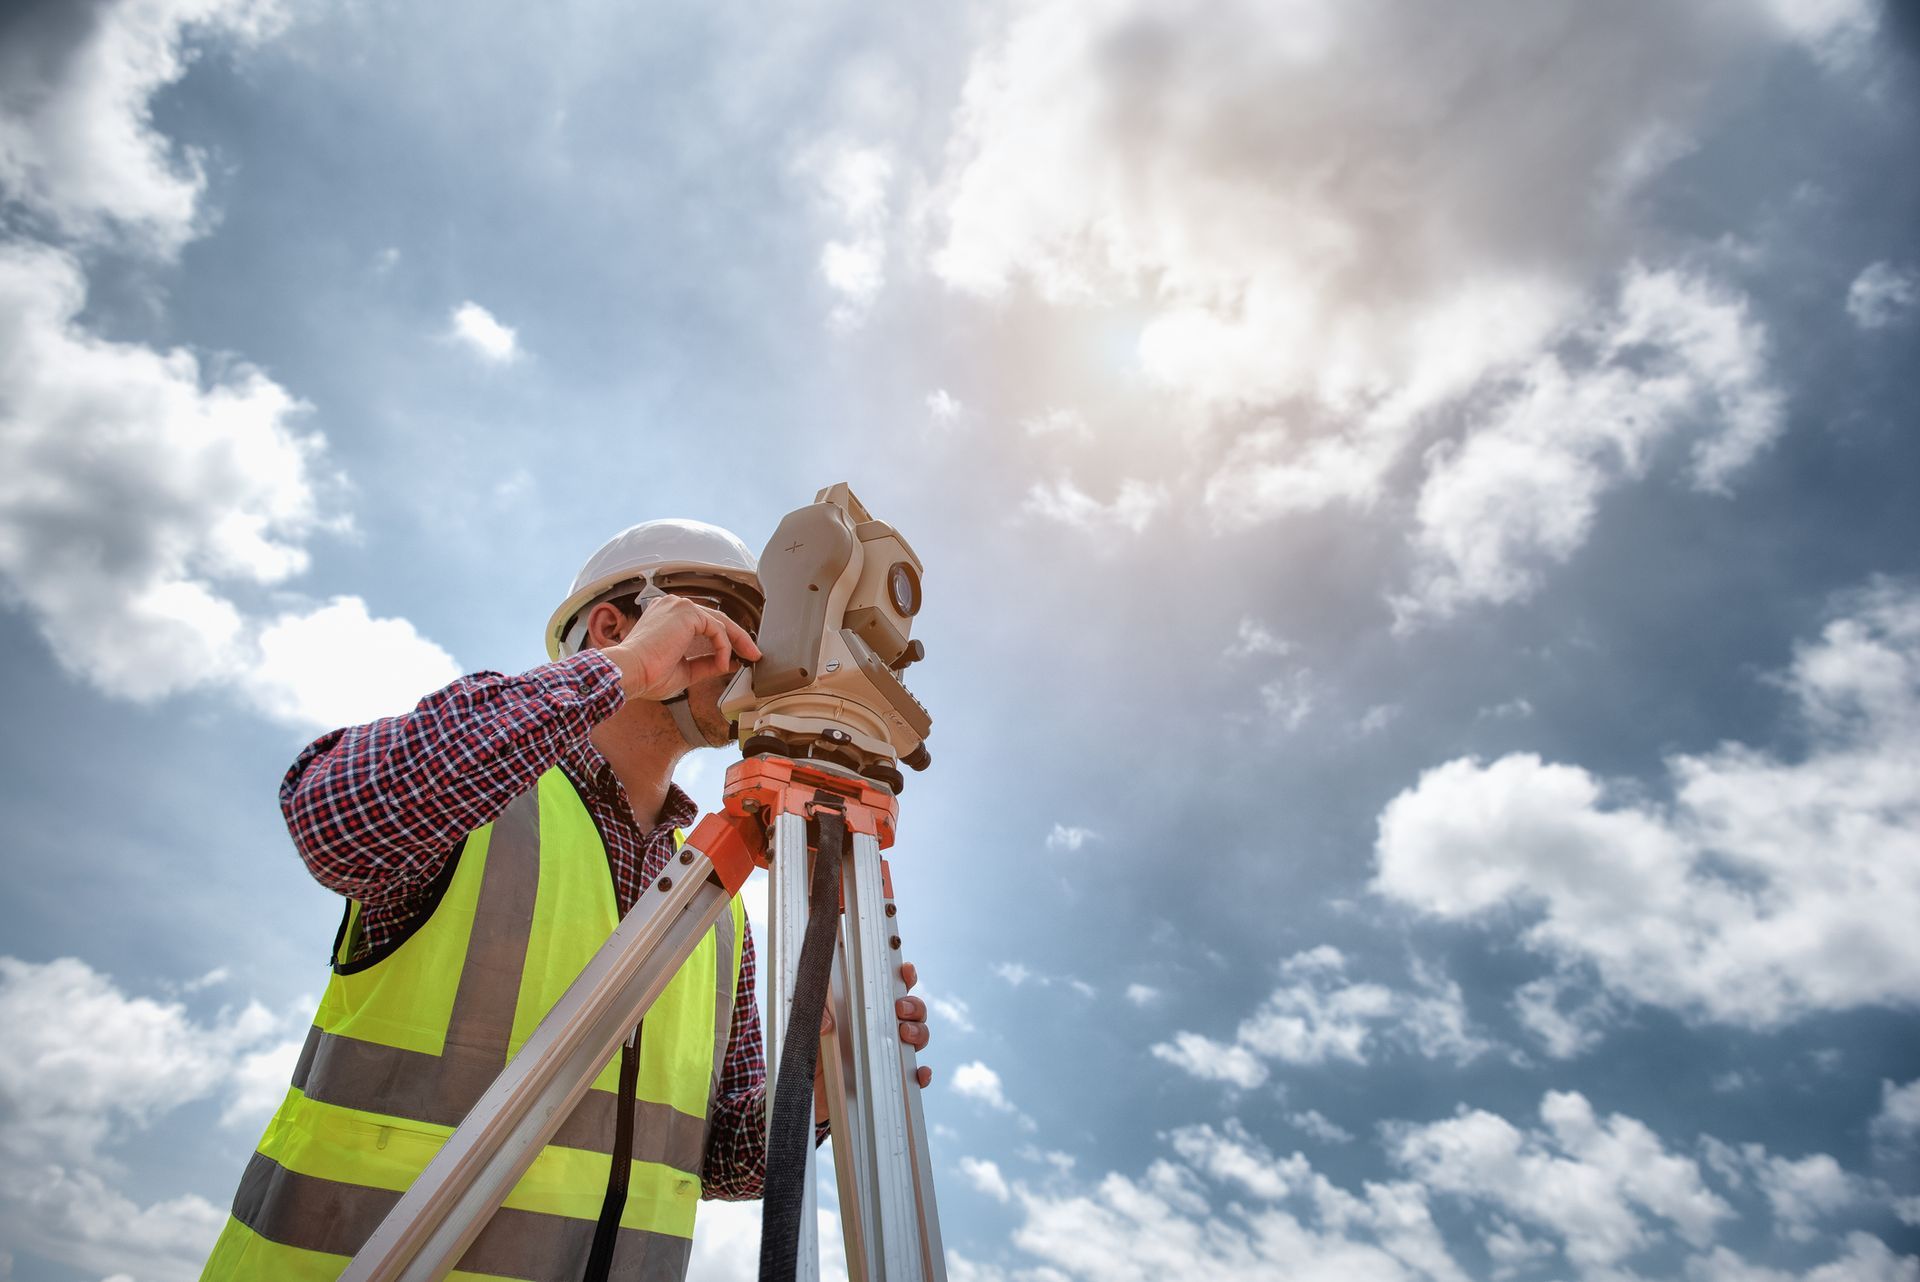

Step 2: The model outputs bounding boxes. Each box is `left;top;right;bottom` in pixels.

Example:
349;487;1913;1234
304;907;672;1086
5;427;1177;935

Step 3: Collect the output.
584;600;633;649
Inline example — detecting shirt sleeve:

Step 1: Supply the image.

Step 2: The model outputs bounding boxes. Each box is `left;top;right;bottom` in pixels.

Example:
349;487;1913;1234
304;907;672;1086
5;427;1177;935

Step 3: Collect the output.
280;650;626;905
699;919;833;1200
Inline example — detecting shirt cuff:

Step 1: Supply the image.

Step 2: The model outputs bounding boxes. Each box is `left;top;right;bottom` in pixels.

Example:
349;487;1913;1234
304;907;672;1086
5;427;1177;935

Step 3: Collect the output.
534;649;627;723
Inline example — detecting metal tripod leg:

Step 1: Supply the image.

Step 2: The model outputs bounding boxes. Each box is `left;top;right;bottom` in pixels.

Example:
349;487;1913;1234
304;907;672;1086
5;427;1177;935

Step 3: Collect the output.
822;831;947;1282
765;810;819;1282
339;852;736;1282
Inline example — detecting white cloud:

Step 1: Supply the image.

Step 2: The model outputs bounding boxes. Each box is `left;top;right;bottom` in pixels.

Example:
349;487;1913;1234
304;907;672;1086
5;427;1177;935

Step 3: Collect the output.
0;0;283;256
686;1198;849;1282
927;0;1821;545
952;1060;1034;1132
243;596;461;729
1872;1079;1920;1148
1021;408;1091;439
1226;618;1293;660
1847;261;1919;330
448;300;520;363
958;1092;1912;1282
1690;1233;1920;1282
1391;1090;1733;1269
1259;670;1318;731
1511;974;1616;1060
926;993;976;1034
993;962;1033;987
926;388;962;424
1124;983;1160;1007
802;139;893;330
0;242;459;729
1023;475;1167;535
1045;823;1097;853
1394;267;1782;626
0;956;301;1281
1153;947;1491;1087
1374;580;1920;1028
1149;1031;1269;1090
1289;1110;1355;1146
960;1156;1012;1203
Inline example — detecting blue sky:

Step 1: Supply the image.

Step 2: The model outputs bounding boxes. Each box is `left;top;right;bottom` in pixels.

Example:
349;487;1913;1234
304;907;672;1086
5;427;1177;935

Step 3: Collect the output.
2;1;1918;1279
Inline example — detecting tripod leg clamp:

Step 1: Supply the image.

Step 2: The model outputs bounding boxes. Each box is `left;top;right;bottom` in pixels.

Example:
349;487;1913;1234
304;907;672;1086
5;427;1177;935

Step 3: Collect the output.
684;812;762;896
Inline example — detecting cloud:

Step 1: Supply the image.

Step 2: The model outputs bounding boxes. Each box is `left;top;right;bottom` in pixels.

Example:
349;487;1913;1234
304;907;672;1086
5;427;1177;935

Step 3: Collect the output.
1689;1233;1920;1282
1152;947;1491;1086
448;300;520;363
1124;983;1159;1007
0;242;459;728
1393;267;1782;626
1226;618;1293;660
243;596;461;729
925;388;962;425
802;139;893;330
1872;1078;1920;1149
1511;973;1617;1060
1847;261;1919;330
960;1156;1012;1203
954;1092;1910;1282
1021;408;1091;439
1374;580;1920;1028
1045;823;1097;853
1390;1090;1733;1269
1023;475;1167;535
1259;669;1318;731
0;0;283;255
951;1059;1035;1129
0;956;301;1280
920;0;1840;619
926;993;976;1034
1288;1109;1355;1145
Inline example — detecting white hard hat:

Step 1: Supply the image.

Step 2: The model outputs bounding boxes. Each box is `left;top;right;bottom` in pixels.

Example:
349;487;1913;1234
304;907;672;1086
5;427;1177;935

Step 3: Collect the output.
546;518;761;660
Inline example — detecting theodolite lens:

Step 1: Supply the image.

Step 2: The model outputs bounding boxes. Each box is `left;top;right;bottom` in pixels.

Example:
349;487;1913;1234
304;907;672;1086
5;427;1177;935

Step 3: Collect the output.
888;562;921;616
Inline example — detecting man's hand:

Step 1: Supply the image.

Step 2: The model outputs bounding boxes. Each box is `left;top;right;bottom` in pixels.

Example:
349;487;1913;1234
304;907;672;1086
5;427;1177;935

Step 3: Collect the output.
814;962;933;1124
600;595;761;701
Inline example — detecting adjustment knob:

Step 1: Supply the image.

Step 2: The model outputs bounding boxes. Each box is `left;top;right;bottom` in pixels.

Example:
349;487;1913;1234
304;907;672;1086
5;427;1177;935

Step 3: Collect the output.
903;743;932;772
889;638;926;671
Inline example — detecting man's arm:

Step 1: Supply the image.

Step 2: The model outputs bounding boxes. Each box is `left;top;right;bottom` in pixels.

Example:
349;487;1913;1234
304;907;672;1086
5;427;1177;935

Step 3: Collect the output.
700;919;783;1200
281;651;626;905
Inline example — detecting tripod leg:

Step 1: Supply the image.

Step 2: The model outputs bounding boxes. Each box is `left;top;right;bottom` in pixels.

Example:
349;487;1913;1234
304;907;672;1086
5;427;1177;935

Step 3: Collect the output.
838;832;944;1280
765;811;819;1282
341;857;737;1282
823;907;877;1281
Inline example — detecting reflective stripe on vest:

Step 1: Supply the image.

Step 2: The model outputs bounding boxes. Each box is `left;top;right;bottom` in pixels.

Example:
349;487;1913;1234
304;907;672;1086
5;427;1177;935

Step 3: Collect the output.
201;770;747;1282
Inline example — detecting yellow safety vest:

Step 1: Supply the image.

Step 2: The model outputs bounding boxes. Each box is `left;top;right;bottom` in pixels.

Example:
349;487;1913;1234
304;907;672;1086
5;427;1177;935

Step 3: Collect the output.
201;769;747;1282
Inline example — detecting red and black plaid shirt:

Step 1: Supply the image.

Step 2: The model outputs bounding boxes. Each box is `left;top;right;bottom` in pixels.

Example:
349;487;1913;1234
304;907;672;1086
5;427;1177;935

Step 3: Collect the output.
278;649;775;1199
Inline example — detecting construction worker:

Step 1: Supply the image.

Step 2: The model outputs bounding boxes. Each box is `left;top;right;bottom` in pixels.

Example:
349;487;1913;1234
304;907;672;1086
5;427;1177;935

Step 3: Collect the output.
200;518;932;1282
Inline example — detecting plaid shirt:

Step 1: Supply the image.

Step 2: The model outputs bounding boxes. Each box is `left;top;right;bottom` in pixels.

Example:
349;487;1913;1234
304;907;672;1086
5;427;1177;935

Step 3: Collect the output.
278;649;775;1199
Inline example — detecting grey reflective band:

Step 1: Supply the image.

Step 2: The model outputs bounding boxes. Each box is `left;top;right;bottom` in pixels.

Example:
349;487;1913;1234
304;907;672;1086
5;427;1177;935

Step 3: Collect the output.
232;1151;694;1282
290;1024;711;1173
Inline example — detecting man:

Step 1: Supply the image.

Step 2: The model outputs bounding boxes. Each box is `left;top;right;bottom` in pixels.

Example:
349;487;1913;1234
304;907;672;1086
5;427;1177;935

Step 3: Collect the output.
201;518;932;1282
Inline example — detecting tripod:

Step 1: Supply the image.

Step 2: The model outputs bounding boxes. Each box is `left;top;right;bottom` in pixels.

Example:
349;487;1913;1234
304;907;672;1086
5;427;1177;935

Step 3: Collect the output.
336;753;946;1282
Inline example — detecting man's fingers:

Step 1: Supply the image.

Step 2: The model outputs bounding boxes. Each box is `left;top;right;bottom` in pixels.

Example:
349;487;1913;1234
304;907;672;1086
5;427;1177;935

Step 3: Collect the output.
894;996;925;1022
898;1020;929;1051
899;962;918;992
915;1065;932;1089
723;614;762;662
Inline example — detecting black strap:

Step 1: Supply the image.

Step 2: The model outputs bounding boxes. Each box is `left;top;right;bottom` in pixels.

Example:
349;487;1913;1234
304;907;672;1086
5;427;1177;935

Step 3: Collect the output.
582;1025;642;1282
758;808;844;1282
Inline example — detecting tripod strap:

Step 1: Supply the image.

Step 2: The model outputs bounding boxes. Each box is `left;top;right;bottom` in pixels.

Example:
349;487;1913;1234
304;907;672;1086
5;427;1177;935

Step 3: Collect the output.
758;806;844;1282
581;1025;642;1282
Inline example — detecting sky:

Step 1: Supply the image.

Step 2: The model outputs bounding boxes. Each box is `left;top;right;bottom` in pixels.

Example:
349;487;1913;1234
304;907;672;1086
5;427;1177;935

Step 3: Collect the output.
1;0;1918;1279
